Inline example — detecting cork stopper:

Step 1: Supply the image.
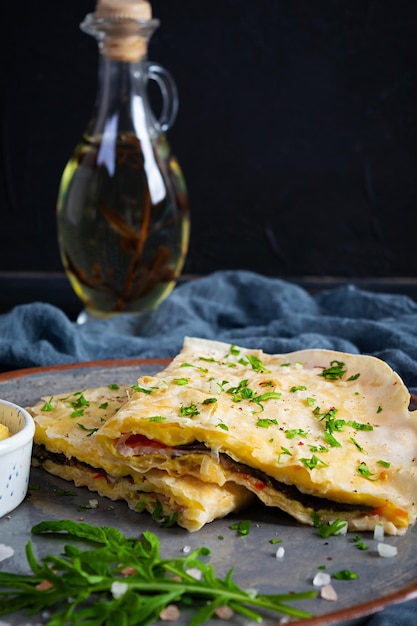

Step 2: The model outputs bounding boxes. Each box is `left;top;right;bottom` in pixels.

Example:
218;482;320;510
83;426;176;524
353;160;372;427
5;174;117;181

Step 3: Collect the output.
93;0;156;62
95;0;152;21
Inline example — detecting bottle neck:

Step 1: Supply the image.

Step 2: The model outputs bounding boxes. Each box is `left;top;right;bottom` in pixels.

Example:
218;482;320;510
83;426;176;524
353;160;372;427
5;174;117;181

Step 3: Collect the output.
86;54;150;139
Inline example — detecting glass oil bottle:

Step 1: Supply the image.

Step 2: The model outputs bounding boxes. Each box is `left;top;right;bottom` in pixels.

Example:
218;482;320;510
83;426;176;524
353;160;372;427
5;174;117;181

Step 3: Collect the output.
56;0;189;319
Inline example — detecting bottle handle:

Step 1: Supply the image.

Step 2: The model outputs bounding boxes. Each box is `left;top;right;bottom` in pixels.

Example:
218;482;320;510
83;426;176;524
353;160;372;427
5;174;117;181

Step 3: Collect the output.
146;62;179;133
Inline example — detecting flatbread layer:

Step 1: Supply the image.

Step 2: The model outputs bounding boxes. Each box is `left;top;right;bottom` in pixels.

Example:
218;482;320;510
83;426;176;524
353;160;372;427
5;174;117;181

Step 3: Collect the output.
94;337;417;535
29;383;253;531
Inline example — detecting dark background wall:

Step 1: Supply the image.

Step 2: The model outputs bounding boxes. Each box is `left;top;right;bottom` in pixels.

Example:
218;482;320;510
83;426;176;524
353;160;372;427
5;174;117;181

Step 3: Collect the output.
1;0;416;280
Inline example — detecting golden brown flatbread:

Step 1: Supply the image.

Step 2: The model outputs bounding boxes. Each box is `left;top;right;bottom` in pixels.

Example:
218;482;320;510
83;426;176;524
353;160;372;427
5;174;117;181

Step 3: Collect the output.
29;383;253;531
29;337;417;535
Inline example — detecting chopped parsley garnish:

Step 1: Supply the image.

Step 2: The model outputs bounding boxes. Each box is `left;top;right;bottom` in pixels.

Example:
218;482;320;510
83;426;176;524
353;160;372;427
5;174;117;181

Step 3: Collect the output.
290;385;307;392
309;444;328;453
377;459;391;468
349;437;366;453
131;385;153;394
216;380;229;392
173;378;189;386
70;394;90;409
256;418;278;428
76;424;98;437
148;416;166;422
181;362;208;374
180;402;200;418
230;520;251;536
319;360;347;380
255;392;282;402
247;355;270;373
311;514;347;537
357;461;377;480
324;432;342;448
285;428;309;439
151;501;179;527
300;455;328;470
347;420;373;431
202;397;217;405
350;535;368;550
277;446;292;462
347;373;360;381
216;422;229;431
108;383;119;390
41;397;54;412
332;569;358;580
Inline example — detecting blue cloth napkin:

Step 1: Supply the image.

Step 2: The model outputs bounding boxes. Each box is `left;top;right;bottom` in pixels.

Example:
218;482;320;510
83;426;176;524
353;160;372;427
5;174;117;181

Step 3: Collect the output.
1;270;417;394
1;269;417;625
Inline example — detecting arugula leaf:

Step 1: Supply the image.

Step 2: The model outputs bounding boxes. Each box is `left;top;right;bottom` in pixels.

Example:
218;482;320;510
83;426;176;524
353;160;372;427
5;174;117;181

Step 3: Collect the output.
0;521;316;625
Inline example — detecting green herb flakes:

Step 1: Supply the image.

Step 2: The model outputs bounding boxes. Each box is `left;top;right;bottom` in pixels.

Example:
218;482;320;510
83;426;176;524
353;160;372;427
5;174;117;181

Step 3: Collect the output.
285;428;309;439
357;461;377;481
312;515;347;538
229;520;251;536
41;397;54;412
76;424;98;437
173;378;189;386
202;397;217;405
247;355;270;373
300;455;328;470
378;460;391;468
180;402;200;418
131;385;153;394
319;361;347;380
350;535;368;550
332;569;358;580
256;418;278;428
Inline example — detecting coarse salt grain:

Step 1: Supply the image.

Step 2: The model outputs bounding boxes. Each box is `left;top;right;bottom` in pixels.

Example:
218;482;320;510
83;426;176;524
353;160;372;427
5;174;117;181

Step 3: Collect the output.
214;606;234;620
110;581;128;599
377;542;398;558
275;546;285;559
0;544;14;562
160;604;181;621
320;584;338;601
186;567;202;580
374;523;384;541
312;571;331;587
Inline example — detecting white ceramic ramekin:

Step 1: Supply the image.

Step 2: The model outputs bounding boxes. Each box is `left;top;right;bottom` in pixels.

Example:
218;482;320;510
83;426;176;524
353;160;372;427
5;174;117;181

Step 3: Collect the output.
0;399;35;517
